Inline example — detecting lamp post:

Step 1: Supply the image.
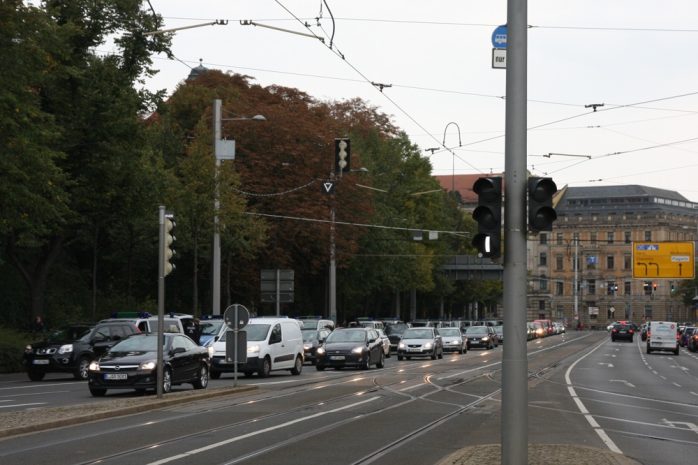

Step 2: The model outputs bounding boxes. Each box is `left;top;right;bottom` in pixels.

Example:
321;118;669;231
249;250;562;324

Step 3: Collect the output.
212;99;266;315
441;122;462;194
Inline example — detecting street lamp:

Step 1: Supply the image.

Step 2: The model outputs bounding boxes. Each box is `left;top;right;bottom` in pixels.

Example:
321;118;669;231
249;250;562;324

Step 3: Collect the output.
441;122;462;194
212;99;266;315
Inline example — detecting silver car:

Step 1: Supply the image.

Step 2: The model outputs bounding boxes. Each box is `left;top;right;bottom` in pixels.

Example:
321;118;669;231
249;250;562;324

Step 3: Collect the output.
439;327;467;354
397;327;443;360
376;329;391;357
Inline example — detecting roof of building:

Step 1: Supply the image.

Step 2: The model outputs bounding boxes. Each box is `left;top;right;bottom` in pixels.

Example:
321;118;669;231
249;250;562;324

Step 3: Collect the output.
434;173;505;205
556;184;697;215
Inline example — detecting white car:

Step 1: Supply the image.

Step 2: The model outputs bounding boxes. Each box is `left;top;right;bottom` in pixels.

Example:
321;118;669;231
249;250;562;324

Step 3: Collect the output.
375;329;391;357
439;327;467;354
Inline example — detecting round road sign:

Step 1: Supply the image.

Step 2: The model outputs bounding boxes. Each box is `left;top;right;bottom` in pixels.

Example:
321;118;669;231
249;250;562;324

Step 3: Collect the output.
491;24;507;49
224;304;250;330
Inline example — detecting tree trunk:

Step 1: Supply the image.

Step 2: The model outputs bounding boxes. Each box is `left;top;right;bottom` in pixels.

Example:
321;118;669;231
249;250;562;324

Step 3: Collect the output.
6;235;65;323
92;226;99;320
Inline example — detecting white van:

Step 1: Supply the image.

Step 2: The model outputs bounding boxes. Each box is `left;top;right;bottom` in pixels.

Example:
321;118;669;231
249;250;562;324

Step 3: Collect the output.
210;317;304;378
647;321;679;355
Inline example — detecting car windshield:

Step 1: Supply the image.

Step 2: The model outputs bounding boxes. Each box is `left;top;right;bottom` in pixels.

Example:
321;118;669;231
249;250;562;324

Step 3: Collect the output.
466;327;488;335
299;319;318;330
200;320;224;336
439;328;461;337
402;328;434;339
385;324;408;336
110;334;162;352
302;330;318;342
326;330;367;343
244;324;270;341
46;325;92;342
494;325;503;334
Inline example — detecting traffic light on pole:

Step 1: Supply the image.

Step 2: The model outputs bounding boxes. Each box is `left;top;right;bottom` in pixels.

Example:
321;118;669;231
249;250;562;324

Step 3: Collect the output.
527;177;557;232
472;176;502;258
163;213;176;276
334;138;351;175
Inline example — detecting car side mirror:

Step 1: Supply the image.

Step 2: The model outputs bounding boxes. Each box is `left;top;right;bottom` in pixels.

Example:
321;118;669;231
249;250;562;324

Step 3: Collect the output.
171;347;186;355
368;338;376;344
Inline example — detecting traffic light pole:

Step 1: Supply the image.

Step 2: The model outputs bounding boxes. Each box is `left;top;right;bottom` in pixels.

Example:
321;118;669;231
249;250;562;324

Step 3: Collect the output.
502;1;528;464
156;206;166;398
329;171;337;324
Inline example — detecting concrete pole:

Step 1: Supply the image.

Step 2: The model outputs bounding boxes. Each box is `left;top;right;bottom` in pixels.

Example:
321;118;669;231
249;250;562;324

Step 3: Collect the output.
501;1;528;464
213;99;222;315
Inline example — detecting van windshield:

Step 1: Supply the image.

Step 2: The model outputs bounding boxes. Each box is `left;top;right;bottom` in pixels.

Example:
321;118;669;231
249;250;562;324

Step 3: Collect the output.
221;324;270;342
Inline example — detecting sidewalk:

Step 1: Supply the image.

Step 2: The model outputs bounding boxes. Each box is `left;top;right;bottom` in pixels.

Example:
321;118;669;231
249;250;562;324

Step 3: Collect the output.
436;444;643;465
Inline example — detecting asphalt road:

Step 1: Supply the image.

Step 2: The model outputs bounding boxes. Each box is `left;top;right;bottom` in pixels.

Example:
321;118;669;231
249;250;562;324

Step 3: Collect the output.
1;331;696;465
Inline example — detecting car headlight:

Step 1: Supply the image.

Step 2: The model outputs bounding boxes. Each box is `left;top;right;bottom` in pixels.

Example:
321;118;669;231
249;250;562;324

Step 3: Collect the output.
352;346;364;354
88;361;100;371
482;337;489;341
303;343;312;350
423;342;433;349
58;344;74;354
25;345;33;354
208;346;215;357
398;342;406;349
139;361;156;370
316;347;325;355
248;344;260;354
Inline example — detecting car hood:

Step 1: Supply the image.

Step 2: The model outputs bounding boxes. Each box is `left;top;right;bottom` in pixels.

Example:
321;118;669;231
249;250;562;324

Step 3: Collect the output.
400;338;436;345
99;351;158;364
323;342;367;352
30;339;81;348
442;336;462;342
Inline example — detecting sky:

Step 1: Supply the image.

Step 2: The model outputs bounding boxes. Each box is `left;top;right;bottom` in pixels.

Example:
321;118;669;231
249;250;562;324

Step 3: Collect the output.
135;1;698;201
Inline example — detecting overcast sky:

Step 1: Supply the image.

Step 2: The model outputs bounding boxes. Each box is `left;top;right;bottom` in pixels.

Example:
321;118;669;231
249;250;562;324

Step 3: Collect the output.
138;1;698;200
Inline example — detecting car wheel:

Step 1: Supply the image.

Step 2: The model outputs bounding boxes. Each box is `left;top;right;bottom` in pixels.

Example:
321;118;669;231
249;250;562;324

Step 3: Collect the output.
397;355;404;361
674;347;680;355
162;368;172;393
258;356;271;378
290;355;303;375
385;348;391;358
135;388;147;396
362;354;371;370
89;387;107;397
192;363;209;389
210;369;221;379
376;352;385;369
27;370;45;382
244;371;254;377
611;337;615;342
316;365;325;371
438;348;443;359
406;356;411;360
74;356;91;380
646;344;652;354
431;349;437;360
629;337;633;343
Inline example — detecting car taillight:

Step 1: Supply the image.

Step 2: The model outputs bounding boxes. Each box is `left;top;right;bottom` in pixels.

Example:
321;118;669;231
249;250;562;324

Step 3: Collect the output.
629;329;634;334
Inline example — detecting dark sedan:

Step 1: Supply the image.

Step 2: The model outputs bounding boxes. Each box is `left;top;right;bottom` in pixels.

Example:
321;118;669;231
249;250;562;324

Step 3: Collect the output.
610;322;635;342
315;328;385;370
87;333;210;396
302;328;331;365
464;326;497;350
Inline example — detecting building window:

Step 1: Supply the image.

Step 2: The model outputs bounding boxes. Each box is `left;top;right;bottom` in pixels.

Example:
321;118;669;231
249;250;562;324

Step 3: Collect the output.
587;279;596;295
624;254;631;270
624;231;631;244
556;281;564;296
607;281;618;295
586;255;597;270
556;255;564;271
606;255;614;270
538;300;546;312
540;276;548;291
643;281;653;295
624;281;631;295
644;305;652;319
539;233;548;245
539;252;547;267
607;232;614;244
556;233;563;245
590;232;597;245
644;230;652;241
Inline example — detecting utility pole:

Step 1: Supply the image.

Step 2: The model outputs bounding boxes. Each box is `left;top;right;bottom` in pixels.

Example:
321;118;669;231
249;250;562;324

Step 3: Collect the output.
501;1;528;464
213;99;222;316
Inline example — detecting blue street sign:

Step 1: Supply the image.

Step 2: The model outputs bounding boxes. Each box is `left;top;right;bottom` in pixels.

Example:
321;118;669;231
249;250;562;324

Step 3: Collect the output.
491;24;507;49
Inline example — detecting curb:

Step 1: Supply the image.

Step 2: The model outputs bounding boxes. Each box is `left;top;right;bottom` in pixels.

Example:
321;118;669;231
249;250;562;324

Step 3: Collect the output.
0;385;257;439
435;444;644;465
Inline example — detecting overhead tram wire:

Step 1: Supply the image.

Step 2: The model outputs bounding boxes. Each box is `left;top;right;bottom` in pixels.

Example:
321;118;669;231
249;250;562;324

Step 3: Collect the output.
271;0;482;173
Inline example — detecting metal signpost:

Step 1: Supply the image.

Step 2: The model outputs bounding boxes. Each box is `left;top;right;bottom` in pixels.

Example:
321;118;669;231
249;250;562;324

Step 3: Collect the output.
260;269;294;315
224;304;250;387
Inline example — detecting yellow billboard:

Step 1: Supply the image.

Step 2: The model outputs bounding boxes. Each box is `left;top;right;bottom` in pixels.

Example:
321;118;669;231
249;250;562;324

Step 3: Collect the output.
632;241;695;279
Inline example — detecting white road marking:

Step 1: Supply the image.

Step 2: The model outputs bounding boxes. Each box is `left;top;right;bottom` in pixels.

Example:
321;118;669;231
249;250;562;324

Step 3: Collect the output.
609;379;636;388
565;340;623;454
146;396;380;465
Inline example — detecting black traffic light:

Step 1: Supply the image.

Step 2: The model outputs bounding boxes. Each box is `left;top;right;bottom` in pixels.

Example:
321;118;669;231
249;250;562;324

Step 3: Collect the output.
527;177;557;232
163;213;176;276
472;176;502;258
334;138;350;175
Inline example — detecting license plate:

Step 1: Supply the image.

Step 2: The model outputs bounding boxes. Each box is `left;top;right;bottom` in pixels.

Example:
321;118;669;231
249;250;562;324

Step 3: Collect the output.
408;348;422;352
330;355;345;361
104;373;128;380
32;359;49;365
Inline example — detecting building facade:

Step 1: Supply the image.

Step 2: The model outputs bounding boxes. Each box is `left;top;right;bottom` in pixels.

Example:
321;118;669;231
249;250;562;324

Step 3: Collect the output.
528;185;698;327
